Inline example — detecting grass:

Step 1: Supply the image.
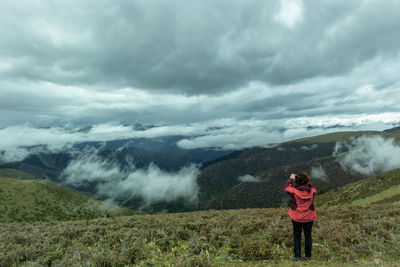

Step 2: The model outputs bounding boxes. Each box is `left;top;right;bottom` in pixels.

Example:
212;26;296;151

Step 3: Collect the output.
0;174;137;223
351;184;400;205
0;203;399;266
315;168;400;207
0;168;36;179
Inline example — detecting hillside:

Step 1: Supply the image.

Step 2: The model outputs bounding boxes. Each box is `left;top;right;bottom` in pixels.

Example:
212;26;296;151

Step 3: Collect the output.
2;129;400;213
196;130;400;211
383;126;400;134
0;168;35;179
0;204;399;266
315;168;400;206
0;169;137;223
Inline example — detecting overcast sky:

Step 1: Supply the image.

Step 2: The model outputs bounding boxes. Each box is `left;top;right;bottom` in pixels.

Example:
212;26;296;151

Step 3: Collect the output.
1;0;400;150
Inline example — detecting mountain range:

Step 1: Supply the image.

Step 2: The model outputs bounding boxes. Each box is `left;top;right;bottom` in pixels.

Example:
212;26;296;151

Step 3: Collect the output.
1;127;400;213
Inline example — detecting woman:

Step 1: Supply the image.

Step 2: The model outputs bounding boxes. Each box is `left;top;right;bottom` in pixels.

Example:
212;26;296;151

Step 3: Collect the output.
283;172;317;262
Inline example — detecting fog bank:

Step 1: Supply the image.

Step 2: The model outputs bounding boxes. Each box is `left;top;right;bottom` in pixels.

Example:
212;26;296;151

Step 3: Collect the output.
61;149;200;207
334;135;400;176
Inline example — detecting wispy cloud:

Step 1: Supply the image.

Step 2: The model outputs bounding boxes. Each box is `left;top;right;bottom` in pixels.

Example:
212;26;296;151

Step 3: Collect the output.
61;148;200;206
335;135;400;176
238;174;261;183
310;165;328;181
1;115;399;163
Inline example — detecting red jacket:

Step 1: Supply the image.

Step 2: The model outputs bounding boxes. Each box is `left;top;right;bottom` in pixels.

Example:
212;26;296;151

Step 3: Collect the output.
284;178;317;222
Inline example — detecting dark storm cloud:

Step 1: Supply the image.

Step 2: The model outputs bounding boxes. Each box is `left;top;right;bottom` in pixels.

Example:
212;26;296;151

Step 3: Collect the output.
1;0;400;131
1;0;400;94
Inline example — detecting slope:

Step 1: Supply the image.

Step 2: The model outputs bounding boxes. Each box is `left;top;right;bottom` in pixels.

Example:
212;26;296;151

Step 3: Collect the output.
0;169;137;223
315;168;400;206
0;203;399;266
0;168;36;179
196;130;400;211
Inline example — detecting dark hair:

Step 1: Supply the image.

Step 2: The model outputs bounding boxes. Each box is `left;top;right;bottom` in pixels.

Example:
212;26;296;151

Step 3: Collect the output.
295;172;310;185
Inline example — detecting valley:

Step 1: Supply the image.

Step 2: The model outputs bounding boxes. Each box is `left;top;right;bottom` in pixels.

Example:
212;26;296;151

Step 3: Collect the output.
1;129;400;266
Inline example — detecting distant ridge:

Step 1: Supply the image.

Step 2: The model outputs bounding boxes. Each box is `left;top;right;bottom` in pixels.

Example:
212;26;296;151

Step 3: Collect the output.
284;130;386;144
383;125;400;134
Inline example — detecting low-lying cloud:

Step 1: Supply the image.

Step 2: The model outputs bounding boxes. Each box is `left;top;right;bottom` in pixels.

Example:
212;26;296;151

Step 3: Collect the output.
238;174;261;183
1;116;399;163
301;144;318;151
0;122;209;163
61;149;200;206
310;165;327;181
334;135;400;176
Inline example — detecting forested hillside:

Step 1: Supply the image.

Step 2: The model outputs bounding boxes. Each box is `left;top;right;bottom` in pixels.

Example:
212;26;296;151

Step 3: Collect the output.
197;131;400;210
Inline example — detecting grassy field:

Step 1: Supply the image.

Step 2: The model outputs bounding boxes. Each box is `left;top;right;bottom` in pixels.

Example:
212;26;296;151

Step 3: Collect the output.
0;171;137;223
315;168;400;207
0;203;399;266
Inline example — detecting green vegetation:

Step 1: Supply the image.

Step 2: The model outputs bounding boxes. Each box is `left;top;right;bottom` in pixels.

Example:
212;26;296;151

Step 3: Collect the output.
0;172;137;223
0;204;399;266
0;168;36;179
2;129;400;266
352;184;400;205
316;168;400;207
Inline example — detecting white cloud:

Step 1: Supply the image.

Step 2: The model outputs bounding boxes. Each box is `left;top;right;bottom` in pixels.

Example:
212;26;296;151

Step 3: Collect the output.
275;0;304;28
301;144;318;151
310;165;327;181
177;114;400;150
1;114;400;163
238;174;261;183
335;135;400;176
286;113;400;130
61;149;200;206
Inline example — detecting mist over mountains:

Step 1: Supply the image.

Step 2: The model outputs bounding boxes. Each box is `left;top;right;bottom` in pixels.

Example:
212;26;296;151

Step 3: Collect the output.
1;124;400;212
1;0;400;212
196;130;400;210
334;135;400;176
3;116;400;162
61;148;200;207
1;1;400;264
0;123;231;210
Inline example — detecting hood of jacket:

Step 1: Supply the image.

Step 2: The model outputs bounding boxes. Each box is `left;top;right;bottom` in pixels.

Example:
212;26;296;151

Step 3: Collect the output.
294;184;314;200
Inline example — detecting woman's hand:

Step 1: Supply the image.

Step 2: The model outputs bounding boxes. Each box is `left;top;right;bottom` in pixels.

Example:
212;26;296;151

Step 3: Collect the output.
290;173;296;180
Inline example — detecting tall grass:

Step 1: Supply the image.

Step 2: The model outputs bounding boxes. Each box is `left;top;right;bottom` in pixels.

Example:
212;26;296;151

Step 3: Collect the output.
1;203;399;266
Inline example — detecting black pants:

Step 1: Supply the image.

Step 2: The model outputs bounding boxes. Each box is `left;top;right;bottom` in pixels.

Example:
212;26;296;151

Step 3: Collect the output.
292;220;313;258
